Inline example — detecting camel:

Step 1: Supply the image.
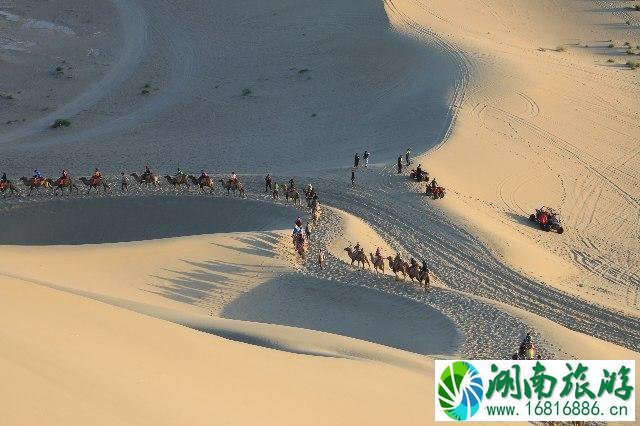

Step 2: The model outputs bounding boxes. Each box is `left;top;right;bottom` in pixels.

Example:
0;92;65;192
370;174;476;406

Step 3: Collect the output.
20;177;52;195
218;179;245;197
130;172;161;188
188;175;214;193
311;204;321;226
386;256;408;281
407;264;431;291
282;184;300;205
369;253;385;275
0;180;20;197
52;177;80;196
303;187;317;207
344;246;370;269
164;174;190;189
79;177;110;194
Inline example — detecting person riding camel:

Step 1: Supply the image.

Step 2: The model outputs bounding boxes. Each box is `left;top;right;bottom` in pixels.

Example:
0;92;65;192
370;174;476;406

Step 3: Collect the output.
199;169;209;184
354;242;362;256
289;178;295;190
420;260;429;275
33;169;44;183
431;178;438;190
2;172;7;183
142;165;152;181
58;169;69;185
393;252;402;269
374;247;382;264
91;168;102;186
306;183;313;196
175;167;184;180
231;172;238;186
410;257;418;269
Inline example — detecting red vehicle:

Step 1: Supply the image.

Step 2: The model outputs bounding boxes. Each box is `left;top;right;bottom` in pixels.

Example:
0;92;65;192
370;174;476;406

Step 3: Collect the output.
529;206;564;234
425;185;445;199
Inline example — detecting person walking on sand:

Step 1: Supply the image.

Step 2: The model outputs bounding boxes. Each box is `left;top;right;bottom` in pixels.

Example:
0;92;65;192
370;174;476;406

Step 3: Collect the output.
363;150;370;168
354;152;360;168
351;169;356;187
397;156;403;174
121;172;129;191
273;182;279;199
405;148;411;166
305;221;312;240
265;174;272;192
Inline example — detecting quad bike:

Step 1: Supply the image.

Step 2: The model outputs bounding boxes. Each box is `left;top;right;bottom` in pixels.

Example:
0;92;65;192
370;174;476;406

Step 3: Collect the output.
425;185;445;199
409;169;429;182
529;206;564;234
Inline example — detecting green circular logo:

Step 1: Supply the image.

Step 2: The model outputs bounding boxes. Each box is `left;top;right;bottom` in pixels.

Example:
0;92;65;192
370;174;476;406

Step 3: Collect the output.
438;361;484;421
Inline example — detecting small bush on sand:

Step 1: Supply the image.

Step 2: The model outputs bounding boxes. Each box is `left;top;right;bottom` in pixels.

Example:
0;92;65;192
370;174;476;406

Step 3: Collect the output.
608;43;615;48
51;118;71;128
607;58;615;63
627;59;640;69
241;87;252;96
626;49;635;55
634;5;640;11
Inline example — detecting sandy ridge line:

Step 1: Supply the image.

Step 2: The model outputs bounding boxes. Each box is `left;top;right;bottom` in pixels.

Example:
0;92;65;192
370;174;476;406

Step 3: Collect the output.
0;269;432;372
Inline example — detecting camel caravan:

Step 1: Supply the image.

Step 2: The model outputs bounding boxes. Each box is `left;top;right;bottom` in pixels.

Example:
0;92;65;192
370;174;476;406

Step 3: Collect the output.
345;243;431;291
1;166;250;198
289;182;322;260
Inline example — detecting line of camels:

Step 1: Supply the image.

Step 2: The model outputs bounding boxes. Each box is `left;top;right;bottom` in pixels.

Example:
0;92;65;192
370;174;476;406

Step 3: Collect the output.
0;173;248;197
344;246;431;291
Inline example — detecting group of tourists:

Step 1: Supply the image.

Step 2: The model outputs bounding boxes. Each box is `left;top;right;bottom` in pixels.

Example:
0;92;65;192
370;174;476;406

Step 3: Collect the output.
396;148;411;174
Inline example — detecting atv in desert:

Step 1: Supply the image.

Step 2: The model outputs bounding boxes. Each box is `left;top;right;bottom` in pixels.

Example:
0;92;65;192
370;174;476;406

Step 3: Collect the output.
529;206;563;234
409;168;429;182
425;185;445;199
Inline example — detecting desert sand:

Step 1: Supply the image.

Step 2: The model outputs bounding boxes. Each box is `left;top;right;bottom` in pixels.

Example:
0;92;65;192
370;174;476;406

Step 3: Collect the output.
0;0;638;424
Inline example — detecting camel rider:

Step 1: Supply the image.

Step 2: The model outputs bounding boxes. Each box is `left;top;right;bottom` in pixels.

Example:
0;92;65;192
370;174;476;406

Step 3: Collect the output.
1;173;6;183
420;260;429;275
374;247;382;264
289;178;295;190
175;167;184;180
231;172;238;185
33;169;44;182
410;258;418;269
430;178;438;190
142;165;152;180
354;243;362;256
91;168;102;185
58;169;69;185
307;183;313;196
198;170;208;183
394;252;402;268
